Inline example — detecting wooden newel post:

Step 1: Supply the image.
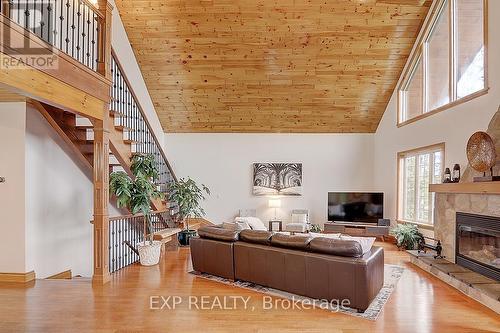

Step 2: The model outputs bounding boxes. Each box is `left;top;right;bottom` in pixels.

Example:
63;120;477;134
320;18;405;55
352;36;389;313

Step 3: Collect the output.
1;0;11;17
97;0;113;79
92;0;112;284
92;114;111;284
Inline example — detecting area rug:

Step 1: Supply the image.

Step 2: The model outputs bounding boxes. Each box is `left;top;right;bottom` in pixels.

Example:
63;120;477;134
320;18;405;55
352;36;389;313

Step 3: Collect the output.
189;264;404;320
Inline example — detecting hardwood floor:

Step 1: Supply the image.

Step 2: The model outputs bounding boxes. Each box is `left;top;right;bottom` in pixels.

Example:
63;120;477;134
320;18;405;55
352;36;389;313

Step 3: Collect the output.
0;242;499;333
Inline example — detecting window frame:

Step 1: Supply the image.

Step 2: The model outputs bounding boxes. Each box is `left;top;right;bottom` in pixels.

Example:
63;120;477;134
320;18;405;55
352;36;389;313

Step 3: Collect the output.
397;143;445;230
397;0;488;127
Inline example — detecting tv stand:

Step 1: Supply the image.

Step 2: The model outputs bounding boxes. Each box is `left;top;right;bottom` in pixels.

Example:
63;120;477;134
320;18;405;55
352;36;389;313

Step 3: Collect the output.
324;221;389;240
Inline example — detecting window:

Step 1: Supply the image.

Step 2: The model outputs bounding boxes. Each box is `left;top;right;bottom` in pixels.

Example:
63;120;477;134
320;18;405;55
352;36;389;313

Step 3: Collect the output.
426;0;450;111
398;144;444;226
398;0;486;124
402;55;424;121
456;0;485;98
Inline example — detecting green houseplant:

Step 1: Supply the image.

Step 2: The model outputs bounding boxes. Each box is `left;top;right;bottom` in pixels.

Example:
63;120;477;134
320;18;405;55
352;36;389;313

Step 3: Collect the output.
309;224;322;233
109;154;164;266
168;178;210;246
390;223;424;250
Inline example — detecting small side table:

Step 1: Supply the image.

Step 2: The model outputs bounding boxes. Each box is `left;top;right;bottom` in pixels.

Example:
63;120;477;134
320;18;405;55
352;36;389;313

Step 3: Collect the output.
269;220;283;231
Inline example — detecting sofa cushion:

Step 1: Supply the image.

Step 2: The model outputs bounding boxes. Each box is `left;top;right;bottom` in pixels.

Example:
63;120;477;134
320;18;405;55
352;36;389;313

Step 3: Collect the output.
198;226;239;242
309;237;363;257
239;229;274;245
271;233;312;250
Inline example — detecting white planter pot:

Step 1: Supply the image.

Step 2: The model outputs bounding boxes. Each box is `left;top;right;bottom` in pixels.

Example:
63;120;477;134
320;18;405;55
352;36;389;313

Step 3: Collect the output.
137;241;162;266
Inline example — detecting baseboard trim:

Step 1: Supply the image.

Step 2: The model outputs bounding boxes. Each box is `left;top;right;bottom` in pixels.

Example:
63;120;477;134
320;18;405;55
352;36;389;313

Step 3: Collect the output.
46;270;72;280
0;271;36;283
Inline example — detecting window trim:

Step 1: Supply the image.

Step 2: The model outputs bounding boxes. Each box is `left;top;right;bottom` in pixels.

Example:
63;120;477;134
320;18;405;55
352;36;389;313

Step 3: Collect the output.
397;0;488;127
396;143;446;230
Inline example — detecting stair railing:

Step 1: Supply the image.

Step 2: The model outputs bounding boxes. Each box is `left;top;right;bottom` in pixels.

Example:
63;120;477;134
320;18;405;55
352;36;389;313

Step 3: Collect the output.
108;210;173;273
0;0;105;71
110;50;177;197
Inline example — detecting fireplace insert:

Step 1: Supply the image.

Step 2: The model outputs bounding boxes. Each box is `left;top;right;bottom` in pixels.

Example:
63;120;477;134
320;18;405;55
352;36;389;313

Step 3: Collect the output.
456;212;500;281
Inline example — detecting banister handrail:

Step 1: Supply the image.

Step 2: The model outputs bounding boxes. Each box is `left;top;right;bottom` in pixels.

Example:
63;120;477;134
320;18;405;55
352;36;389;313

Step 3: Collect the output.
108;210;169;222
110;48;177;196
108;210;175;273
80;0;104;19
110;48;177;183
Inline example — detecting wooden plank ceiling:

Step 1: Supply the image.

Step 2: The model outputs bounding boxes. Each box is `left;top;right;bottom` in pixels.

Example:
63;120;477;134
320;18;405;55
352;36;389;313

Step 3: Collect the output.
115;0;431;133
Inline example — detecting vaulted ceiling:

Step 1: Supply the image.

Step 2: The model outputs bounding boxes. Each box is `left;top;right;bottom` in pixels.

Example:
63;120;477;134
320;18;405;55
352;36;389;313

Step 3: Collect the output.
115;0;431;133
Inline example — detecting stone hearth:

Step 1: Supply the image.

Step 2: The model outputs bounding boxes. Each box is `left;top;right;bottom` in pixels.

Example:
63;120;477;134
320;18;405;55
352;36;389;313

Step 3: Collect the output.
408;251;500;313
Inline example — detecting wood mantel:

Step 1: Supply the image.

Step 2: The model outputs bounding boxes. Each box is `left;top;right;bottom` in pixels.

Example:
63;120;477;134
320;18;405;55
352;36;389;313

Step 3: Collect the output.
429;182;500;194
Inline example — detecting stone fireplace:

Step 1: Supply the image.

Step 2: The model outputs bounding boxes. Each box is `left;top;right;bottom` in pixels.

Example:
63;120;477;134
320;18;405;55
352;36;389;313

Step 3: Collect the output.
434;107;500;269
411;107;500;312
455;212;500;281
434;193;500;262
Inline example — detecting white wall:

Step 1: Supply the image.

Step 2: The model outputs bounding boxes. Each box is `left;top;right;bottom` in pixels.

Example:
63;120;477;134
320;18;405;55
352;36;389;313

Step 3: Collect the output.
25;107;94;278
0;103;28;273
165;133;376;226
373;0;500;226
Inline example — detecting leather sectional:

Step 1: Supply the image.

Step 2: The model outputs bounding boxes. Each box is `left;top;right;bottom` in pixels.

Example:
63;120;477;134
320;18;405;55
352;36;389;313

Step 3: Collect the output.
190;226;384;312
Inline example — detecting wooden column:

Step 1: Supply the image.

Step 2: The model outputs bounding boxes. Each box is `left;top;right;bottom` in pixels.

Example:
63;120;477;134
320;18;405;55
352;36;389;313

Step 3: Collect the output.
97;0;113;79
92;114;111;284
93;0;113;284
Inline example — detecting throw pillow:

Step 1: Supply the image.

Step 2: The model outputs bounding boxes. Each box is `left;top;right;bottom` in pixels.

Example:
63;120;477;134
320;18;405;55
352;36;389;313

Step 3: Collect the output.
235;216;267;231
340;235;376;254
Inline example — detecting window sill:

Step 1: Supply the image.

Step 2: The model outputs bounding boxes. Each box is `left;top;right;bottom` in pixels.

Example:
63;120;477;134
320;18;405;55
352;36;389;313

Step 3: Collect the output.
396;219;435;231
397;87;489;127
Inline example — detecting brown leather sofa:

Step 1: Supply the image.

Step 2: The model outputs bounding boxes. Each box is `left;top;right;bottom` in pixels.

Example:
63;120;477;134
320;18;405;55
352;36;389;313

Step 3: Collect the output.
190;226;384;312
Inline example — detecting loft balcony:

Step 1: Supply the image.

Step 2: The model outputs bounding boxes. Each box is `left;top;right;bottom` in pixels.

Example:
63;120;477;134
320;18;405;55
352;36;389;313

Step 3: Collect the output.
0;0;112;119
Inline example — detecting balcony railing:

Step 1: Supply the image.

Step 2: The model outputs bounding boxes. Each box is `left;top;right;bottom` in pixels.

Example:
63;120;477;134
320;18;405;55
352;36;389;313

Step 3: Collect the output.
110;53;177;196
1;0;103;71
109;210;174;273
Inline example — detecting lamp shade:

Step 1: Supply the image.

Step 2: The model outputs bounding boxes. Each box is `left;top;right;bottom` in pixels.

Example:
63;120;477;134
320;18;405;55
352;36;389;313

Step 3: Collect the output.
268;199;281;208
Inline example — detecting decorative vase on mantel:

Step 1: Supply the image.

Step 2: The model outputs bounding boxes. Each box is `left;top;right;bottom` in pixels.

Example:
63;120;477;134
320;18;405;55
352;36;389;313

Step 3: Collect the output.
466;131;500;182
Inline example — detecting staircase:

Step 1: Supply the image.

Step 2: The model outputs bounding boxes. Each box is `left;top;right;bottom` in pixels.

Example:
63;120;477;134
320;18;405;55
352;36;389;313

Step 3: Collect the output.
32;52;180;274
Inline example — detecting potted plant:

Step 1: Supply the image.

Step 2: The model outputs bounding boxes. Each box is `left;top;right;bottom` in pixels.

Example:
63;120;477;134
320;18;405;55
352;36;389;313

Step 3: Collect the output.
390;223;424;250
309;224;322;233
168;178;210;246
109;154;164;266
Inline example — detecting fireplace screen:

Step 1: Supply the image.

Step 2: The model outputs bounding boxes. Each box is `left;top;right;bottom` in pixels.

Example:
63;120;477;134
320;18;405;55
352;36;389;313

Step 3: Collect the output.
457;225;500;271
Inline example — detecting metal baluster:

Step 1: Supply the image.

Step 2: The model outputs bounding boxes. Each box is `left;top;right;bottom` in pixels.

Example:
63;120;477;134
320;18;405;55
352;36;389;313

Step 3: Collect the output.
109;220;112;273
76;0;81;62
85;7;90;67
91;12;95;70
81;4;86;66
121;218;124;270
125;220;129;267
59;0;64;50
117;219;120;272
72;0;76;57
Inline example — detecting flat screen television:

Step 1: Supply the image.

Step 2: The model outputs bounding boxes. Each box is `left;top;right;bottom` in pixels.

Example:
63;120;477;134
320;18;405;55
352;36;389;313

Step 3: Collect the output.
328;192;384;223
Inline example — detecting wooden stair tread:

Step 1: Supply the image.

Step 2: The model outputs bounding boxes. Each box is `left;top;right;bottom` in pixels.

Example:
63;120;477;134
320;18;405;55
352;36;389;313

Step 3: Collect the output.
114;125;132;131
153;228;181;241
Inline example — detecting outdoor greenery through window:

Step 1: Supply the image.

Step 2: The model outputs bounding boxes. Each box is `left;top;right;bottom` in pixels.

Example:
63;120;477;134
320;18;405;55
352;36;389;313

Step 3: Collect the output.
399;0;486;124
398;145;444;226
